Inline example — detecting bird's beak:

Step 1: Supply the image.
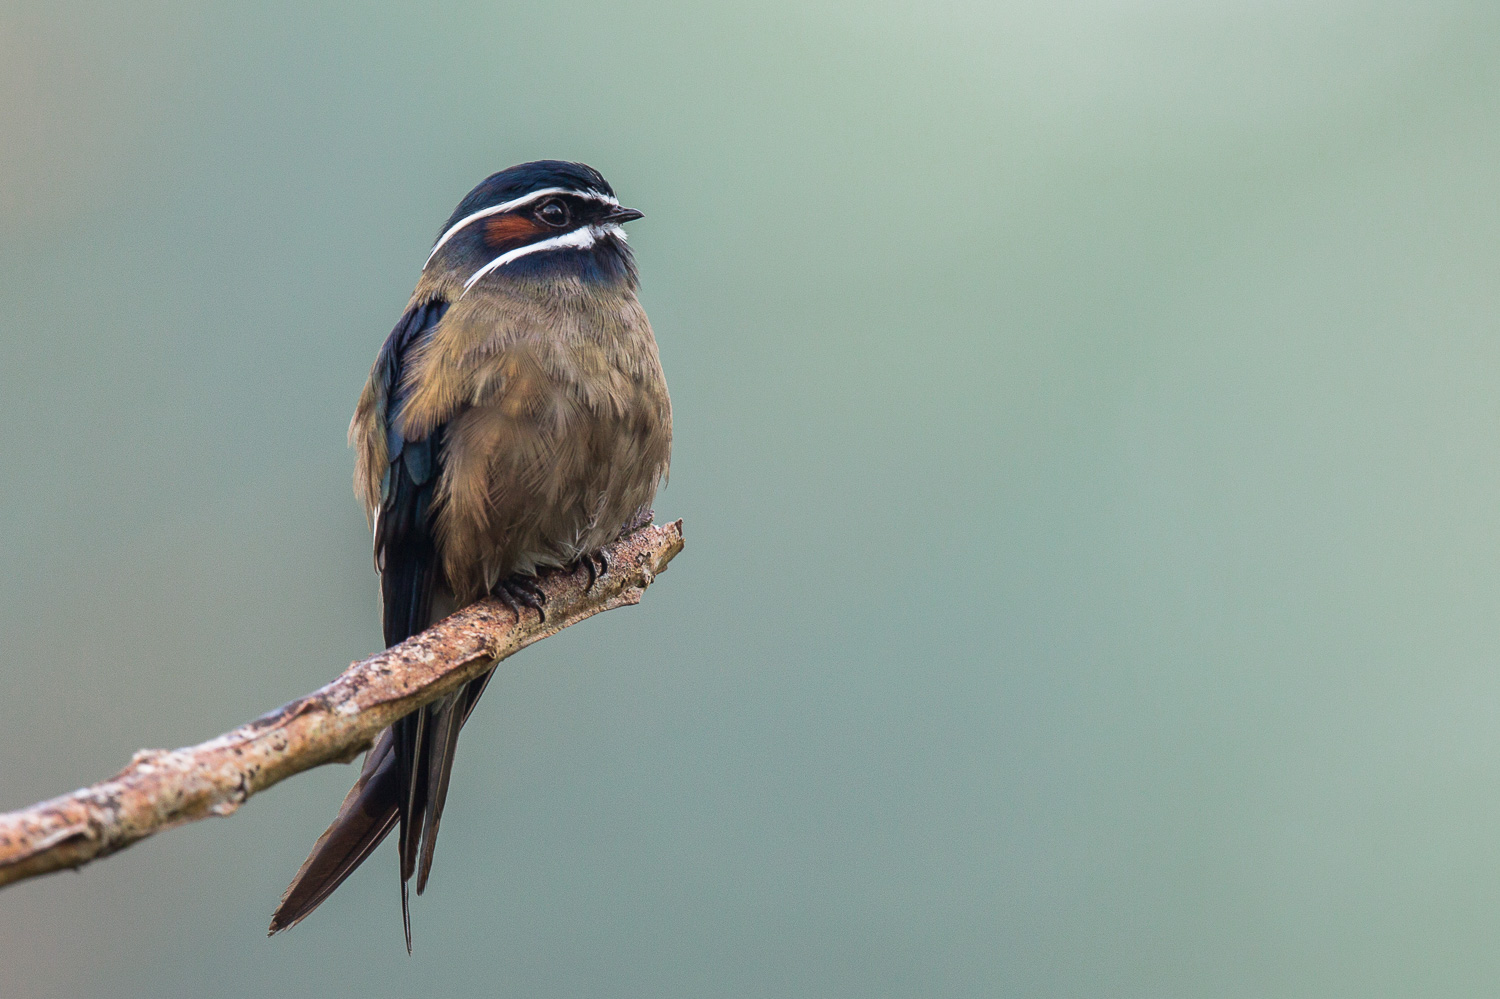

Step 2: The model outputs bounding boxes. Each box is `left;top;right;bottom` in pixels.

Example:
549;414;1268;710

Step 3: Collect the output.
603;206;644;224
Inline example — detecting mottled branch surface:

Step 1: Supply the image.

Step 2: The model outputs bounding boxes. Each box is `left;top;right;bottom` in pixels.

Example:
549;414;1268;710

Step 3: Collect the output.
0;520;683;890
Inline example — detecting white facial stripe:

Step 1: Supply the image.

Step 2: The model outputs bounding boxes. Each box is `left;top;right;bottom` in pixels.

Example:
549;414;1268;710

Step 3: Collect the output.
460;224;622;293
424;187;620;268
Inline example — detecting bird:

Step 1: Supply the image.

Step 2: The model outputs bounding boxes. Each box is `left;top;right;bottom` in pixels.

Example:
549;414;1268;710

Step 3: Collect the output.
267;161;671;947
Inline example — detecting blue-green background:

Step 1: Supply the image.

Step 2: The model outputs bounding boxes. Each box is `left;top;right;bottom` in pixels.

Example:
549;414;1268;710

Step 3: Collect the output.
3;2;1500;995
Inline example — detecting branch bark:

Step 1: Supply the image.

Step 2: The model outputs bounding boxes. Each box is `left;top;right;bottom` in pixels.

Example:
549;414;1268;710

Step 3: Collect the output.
0;519;684;890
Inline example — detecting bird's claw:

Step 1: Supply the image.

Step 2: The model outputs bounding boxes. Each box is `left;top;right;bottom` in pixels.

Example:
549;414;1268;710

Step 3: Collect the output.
495;575;547;624
574;550;609;592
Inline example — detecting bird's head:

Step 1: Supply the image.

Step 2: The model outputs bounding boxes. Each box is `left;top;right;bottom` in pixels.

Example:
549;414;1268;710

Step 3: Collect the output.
423;160;643;294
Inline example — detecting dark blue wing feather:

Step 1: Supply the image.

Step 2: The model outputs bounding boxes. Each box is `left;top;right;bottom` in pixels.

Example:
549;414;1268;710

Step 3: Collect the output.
271;296;452;945
372;297;448;647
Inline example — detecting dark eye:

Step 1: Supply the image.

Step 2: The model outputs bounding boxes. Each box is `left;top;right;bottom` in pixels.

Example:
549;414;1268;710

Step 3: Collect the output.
536;199;570;227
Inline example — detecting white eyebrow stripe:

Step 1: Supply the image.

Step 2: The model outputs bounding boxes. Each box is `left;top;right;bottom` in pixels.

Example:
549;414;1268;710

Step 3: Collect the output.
460;223;622;293
424;187;620;268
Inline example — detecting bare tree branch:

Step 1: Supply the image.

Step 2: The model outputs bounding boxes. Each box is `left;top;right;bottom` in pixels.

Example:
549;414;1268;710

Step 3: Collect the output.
0;519;684;890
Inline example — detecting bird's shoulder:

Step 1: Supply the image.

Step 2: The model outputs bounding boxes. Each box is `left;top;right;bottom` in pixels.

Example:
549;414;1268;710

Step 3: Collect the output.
350;297;449;517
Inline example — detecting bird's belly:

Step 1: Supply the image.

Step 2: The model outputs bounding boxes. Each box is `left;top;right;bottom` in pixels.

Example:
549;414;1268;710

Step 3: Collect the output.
433;386;666;601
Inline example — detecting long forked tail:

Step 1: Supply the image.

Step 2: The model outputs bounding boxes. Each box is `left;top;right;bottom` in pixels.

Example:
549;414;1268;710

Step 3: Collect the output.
268;669;494;946
268;728;401;935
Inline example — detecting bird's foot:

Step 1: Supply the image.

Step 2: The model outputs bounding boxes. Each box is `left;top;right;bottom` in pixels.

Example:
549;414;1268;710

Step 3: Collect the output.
571;550;609;592
494;575;547;624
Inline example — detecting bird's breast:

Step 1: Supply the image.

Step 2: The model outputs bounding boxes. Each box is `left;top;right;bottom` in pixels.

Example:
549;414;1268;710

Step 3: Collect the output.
408;283;671;600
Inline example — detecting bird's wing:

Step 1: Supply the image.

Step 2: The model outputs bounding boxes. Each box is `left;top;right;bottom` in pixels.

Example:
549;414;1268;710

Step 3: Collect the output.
272;297;491;946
